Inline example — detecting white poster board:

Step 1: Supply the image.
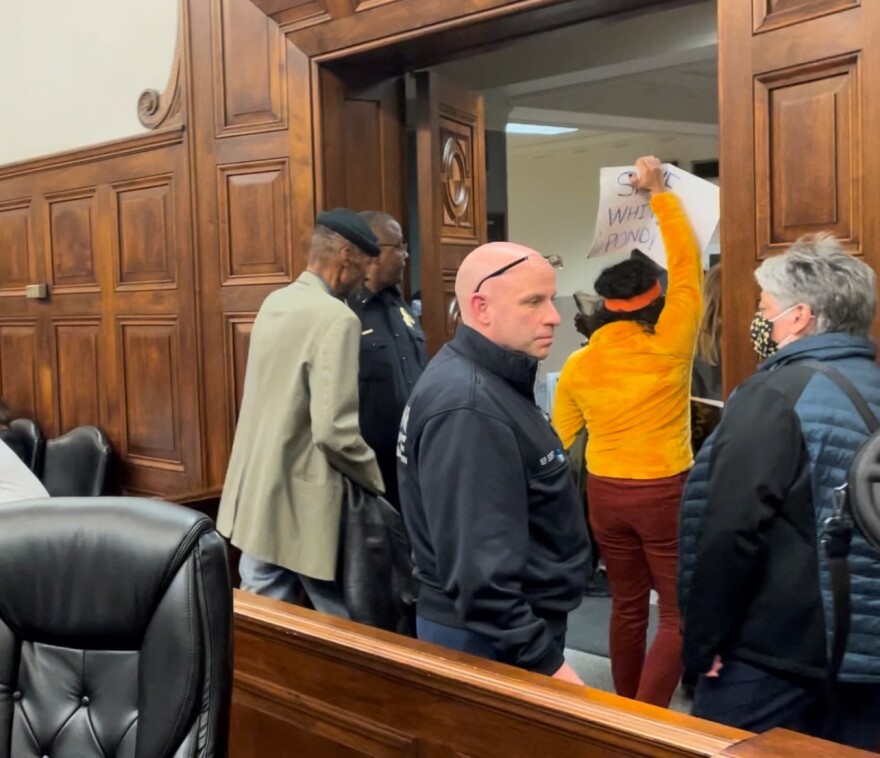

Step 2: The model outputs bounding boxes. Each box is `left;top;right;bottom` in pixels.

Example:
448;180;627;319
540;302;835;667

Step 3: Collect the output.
587;164;720;269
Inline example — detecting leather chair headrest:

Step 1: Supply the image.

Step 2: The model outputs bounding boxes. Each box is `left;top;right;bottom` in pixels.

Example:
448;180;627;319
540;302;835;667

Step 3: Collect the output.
0;497;212;648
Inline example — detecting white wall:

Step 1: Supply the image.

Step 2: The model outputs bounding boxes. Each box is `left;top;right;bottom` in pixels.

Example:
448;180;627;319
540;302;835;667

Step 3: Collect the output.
506;130;719;376
0;0;178;165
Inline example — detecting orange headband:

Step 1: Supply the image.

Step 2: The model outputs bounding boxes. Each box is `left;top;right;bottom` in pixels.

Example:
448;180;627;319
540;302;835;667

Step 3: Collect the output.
603;280;662;313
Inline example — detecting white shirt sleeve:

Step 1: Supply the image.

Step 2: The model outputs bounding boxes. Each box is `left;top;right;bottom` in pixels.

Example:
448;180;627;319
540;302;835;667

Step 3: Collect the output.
0;439;49;504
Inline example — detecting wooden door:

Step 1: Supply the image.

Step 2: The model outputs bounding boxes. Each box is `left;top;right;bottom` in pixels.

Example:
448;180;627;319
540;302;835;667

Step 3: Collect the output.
187;0;316;492
414;72;487;355
320;70;406;221
719;0;879;392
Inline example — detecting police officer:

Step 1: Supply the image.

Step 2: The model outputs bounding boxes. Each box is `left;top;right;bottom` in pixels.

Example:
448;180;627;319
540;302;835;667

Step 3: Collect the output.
348;211;427;508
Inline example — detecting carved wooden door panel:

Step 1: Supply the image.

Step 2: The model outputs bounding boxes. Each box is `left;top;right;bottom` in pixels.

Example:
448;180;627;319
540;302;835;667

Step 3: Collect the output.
0;196;46;425
188;0;316;491
414;72;487;356
719;0;879;392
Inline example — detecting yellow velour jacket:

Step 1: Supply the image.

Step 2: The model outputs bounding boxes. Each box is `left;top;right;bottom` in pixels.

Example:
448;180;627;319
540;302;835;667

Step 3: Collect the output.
552;192;702;480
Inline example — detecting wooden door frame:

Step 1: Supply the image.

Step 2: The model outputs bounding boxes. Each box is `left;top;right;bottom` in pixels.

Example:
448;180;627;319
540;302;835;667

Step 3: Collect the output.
301;0;718;359
304;0;677;215
302;0;671;196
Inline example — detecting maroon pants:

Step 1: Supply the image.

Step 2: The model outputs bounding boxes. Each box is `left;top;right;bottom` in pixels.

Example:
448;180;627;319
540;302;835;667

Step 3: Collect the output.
587;471;686;707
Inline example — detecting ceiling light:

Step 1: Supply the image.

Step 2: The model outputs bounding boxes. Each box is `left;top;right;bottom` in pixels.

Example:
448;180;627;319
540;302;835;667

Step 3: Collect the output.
505;123;577;135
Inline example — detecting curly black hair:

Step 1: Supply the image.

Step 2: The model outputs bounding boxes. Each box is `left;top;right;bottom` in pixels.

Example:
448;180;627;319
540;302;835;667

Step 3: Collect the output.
584;255;664;336
594;257;660;300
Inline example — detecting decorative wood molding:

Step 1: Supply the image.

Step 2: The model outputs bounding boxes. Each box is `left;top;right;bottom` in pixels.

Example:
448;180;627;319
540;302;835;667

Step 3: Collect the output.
223;312;256;444
754;53;861;257
110;174;179;291
0;320;40;421
43;187;100;295
0;198;34;297
210;0;289;138
232;591;751;757
0;127;184;182
753;0;860;35
51;319;103;434
138;0;185;129
117;316;186;471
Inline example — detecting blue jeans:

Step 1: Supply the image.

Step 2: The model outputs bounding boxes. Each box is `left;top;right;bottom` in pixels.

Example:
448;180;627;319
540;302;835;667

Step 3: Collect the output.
239;554;349;620
416;616;566;671
692;658;880;751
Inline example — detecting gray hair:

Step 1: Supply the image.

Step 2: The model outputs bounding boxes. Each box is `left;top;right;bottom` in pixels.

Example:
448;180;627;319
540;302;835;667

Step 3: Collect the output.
754;234;876;336
308;224;347;263
359;210;396;230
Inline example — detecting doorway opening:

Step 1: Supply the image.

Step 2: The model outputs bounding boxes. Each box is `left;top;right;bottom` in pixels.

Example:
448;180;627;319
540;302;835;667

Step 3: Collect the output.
316;0;718;706
410;0;719;384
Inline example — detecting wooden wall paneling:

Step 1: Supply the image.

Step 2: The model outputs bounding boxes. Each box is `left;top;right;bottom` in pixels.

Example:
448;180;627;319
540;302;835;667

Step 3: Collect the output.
0;198;35;297
754;54;861;258
753;0;861;34
111;175;179;290
211;0;289;137
43;187;100;294
52;319;102;433
118;317;185;467
188;0;315;491
718;0;874;393
112;143;202;496
0;15;198;499
0;133;188;445
217;159;292;285
223;313;256;440
0;321;39;420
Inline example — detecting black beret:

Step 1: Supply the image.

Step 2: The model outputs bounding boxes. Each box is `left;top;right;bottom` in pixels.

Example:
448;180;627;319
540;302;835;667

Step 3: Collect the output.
316;208;380;256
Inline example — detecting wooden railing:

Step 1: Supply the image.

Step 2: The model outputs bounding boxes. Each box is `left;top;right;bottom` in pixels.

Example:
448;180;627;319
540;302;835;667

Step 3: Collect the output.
231;590;871;757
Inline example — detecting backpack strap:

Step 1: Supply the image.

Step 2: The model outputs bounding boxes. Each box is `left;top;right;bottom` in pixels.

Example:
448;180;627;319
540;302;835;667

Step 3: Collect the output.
781;359;878;698
799;359;880;432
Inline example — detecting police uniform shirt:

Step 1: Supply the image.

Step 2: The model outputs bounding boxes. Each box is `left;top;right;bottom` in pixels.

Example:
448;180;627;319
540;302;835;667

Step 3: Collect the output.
349;287;427;507
350;287;427;404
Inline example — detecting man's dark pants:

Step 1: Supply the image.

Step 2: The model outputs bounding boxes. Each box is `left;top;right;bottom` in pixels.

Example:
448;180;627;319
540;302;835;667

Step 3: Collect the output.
693;657;880;751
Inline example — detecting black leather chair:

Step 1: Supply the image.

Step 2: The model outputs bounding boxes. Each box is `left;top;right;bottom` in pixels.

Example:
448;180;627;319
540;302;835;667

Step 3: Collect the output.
8;418;44;473
0;497;232;757
41;425;111;496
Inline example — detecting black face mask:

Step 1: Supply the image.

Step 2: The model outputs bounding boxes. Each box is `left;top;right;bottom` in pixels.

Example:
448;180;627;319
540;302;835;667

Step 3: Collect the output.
749;305;798;360
749;311;777;359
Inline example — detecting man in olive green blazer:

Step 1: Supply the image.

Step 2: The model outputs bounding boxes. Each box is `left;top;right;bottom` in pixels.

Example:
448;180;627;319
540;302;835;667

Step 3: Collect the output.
218;209;384;616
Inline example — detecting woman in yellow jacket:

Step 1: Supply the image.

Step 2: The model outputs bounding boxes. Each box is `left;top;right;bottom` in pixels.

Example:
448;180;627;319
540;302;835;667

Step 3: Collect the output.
553;156;702;707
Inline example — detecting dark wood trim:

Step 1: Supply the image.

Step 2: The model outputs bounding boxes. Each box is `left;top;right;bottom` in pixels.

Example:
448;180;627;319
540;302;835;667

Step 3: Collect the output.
233;591;750;757
305;0;669;67
0;127;186;182
718;0;755;396
233;591;869;757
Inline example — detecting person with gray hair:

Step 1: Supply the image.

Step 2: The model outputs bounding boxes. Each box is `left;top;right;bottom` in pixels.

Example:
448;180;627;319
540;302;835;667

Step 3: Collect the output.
677;233;880;749
218;208;385;618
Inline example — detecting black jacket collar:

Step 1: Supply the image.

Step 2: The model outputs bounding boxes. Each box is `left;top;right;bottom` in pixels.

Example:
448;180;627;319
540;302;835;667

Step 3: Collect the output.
450;325;538;400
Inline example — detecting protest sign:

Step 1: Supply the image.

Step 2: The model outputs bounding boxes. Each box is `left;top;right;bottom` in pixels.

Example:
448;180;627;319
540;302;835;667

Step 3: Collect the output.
587;164;720;269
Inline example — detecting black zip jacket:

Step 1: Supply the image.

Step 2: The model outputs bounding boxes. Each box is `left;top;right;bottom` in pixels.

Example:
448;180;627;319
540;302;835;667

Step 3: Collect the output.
397;325;590;675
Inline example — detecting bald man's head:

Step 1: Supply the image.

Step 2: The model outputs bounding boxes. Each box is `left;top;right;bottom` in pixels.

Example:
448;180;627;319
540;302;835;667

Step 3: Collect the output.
455;242;561;359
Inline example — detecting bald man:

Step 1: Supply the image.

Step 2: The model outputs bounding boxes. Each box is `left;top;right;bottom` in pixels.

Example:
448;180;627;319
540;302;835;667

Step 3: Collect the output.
396;243;590;683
